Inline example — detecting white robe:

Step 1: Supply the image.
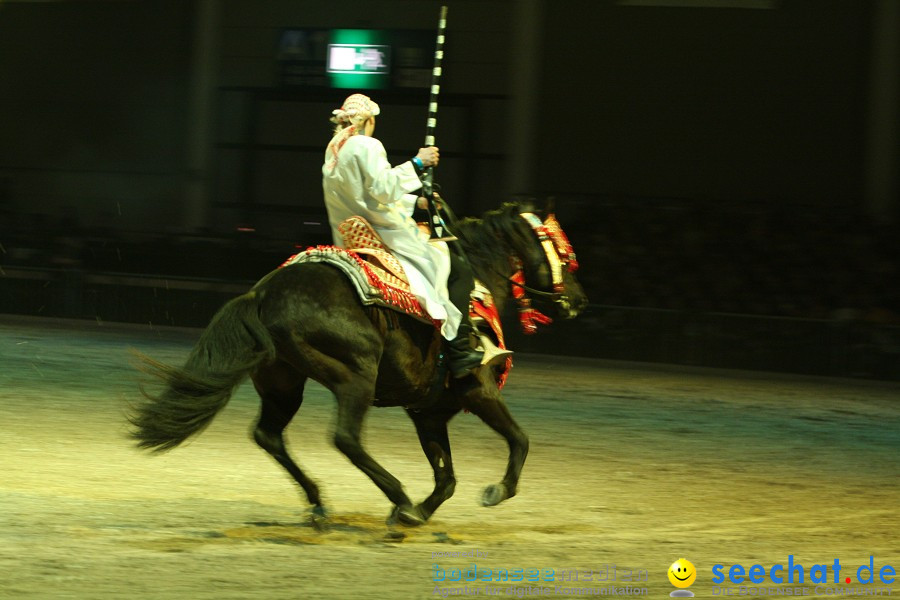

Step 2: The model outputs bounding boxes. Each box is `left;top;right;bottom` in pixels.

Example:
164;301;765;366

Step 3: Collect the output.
322;134;461;340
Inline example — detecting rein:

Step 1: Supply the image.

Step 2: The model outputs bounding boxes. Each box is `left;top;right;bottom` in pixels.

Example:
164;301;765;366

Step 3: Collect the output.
505;262;563;299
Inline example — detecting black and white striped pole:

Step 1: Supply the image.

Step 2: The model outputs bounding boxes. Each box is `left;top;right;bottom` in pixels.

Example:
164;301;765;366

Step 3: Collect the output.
422;5;457;242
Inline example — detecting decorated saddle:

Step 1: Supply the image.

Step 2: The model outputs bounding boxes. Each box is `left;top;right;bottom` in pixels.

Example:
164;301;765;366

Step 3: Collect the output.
281;216;512;387
282;217;433;322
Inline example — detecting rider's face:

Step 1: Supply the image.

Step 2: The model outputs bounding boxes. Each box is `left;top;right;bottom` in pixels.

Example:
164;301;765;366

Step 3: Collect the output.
364;117;376;137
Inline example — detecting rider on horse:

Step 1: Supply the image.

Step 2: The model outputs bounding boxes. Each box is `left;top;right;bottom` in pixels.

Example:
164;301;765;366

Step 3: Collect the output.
321;93;485;378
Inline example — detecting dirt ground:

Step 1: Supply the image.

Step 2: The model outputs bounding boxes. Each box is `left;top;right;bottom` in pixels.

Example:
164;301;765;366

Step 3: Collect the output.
1;315;899;600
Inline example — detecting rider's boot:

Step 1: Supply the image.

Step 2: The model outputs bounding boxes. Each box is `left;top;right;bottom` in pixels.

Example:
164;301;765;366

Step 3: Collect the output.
446;320;484;378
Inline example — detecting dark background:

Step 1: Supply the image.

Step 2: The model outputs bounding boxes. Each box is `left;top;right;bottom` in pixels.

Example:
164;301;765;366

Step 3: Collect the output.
1;0;898;378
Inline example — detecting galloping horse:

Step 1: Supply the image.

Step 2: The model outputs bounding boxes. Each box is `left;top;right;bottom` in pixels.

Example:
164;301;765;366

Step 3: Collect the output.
129;199;587;526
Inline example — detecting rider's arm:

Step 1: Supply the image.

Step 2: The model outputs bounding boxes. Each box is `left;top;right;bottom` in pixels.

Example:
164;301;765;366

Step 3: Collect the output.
351;136;422;205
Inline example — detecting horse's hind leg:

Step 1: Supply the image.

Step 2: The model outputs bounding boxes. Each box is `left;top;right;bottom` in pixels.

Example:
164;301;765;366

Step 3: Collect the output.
406;406;460;521
251;362;325;525
332;378;423;526
458;376;529;507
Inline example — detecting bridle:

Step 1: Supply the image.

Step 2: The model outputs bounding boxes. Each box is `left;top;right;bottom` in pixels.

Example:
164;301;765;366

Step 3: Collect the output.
507;212;579;334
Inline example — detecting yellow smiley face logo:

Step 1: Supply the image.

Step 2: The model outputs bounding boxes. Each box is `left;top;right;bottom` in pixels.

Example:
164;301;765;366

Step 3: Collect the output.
668;558;697;588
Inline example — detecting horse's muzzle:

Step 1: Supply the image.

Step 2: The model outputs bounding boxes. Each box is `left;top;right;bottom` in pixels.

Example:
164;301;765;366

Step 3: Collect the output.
557;294;588;319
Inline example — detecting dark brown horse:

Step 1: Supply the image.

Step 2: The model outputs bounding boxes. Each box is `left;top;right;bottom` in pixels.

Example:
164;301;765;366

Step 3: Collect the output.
129;199;587;527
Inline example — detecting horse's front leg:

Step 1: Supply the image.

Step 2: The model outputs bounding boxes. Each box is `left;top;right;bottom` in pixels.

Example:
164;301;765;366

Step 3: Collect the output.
456;374;529;507
406;405;461;521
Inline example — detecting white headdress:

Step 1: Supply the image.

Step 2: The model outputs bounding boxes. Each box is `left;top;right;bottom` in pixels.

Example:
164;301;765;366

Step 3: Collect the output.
326;93;381;170
331;93;381;127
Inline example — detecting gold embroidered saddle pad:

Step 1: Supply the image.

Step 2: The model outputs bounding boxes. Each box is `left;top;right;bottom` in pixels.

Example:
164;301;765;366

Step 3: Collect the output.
280;217;431;322
338;216;411;289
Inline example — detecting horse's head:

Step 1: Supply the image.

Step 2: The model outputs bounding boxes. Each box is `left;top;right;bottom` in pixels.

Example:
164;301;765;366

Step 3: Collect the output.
510;197;588;320
464;198;587;334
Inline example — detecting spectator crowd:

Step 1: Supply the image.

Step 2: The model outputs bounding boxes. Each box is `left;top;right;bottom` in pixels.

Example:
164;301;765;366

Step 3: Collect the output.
3;198;900;325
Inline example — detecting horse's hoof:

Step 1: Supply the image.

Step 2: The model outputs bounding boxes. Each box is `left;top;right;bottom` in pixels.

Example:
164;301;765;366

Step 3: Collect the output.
398;505;426;527
384;530;407;543
414;503;435;523
481;484;508;507
310;505;328;531
388;505;425;527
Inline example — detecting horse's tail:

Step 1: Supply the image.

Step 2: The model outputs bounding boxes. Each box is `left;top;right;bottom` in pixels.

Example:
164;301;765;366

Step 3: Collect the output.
129;290;275;453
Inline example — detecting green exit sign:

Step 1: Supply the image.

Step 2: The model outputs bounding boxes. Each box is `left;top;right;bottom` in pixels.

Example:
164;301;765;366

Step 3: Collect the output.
327;30;391;89
327;44;391;75
276;28;433;91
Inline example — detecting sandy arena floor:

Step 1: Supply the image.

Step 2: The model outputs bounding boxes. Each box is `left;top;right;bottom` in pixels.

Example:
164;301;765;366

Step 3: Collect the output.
1;315;899;600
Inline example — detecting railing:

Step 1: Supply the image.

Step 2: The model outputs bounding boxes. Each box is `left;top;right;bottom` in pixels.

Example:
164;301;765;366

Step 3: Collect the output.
2;267;898;381
0;266;250;329
505;305;900;381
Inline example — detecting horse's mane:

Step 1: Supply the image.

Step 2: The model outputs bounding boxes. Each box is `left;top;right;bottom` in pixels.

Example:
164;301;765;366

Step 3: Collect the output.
453;201;534;280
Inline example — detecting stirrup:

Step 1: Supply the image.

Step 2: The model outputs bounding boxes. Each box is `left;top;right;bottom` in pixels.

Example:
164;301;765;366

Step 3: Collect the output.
475;331;514;367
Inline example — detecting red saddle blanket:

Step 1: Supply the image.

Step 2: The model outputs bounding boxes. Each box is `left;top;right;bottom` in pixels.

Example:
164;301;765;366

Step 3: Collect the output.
281;245;432;322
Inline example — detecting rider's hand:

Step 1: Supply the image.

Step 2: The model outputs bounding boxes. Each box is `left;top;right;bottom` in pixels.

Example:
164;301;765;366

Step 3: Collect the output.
416;192;444;211
416;146;439;168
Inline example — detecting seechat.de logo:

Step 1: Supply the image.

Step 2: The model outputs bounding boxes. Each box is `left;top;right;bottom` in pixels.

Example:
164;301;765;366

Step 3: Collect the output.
711;556;896;585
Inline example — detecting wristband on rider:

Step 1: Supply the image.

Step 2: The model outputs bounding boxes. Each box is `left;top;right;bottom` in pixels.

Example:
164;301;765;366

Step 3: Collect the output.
412;156;424;171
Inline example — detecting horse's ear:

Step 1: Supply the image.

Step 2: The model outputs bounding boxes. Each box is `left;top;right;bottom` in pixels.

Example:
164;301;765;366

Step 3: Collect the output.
512;195;538;215
543;196;556;218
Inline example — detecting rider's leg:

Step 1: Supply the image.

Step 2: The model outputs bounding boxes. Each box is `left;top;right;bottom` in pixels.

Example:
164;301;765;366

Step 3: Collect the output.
445;249;484;378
